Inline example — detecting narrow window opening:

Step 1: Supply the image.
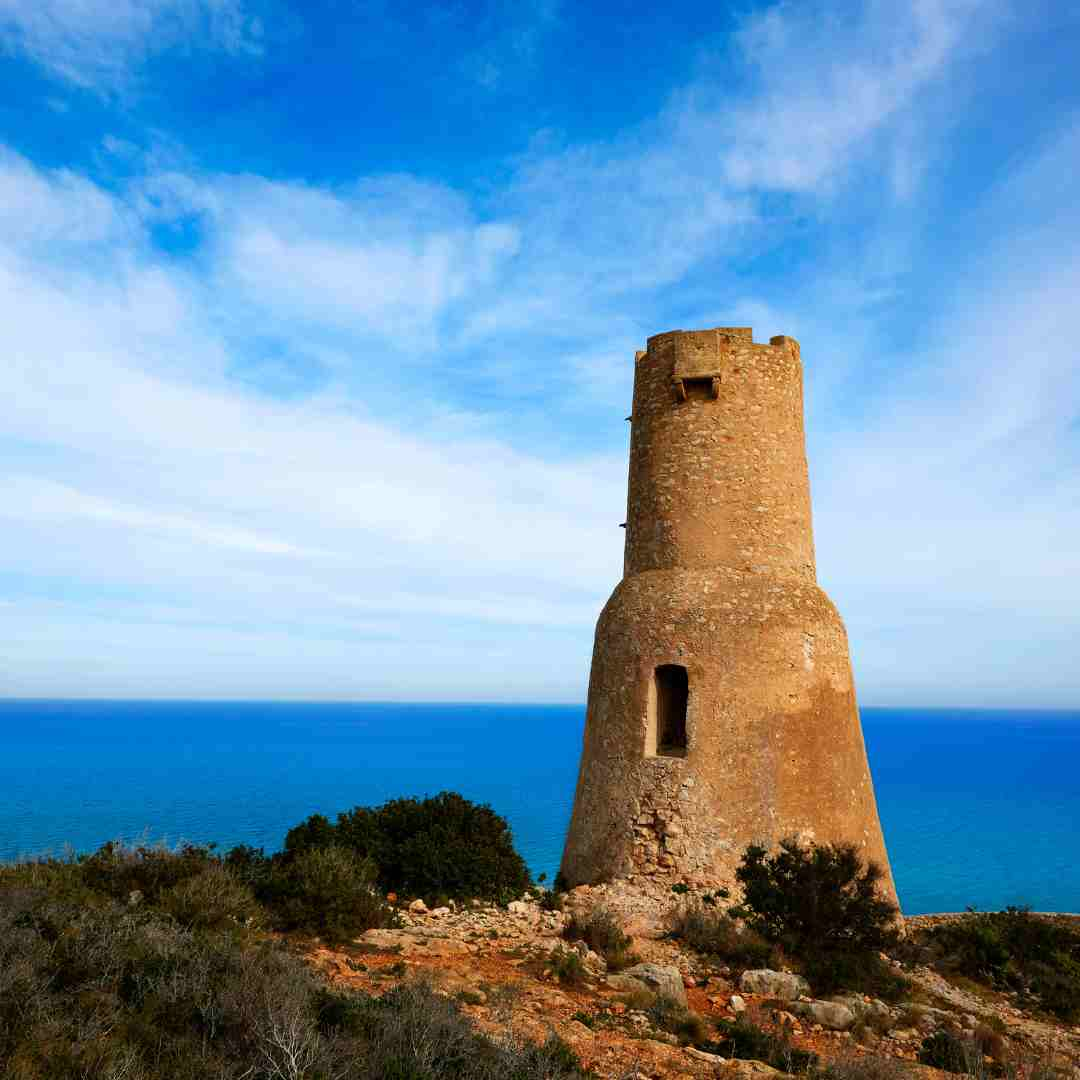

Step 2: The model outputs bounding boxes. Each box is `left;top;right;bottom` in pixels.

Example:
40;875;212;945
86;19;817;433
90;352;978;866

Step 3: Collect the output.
653;664;688;756
673;376;721;402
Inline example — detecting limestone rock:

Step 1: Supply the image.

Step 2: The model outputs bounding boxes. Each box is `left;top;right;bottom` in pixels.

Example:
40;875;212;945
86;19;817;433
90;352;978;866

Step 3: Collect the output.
791;999;856;1031
507;900;530;915
606;973;651;996
357;928;471;958
721;1060;788;1080
739;969;811;1000
621;962;687;1006
408;898;428;914
730;994;747;1013
686;1046;727;1064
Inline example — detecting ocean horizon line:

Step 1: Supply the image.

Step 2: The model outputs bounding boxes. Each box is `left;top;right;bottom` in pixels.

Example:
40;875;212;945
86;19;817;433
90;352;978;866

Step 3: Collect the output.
2;697;1078;713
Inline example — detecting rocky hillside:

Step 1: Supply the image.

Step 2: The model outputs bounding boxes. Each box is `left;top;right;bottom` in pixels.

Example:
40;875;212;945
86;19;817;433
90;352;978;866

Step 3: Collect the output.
307;887;1080;1080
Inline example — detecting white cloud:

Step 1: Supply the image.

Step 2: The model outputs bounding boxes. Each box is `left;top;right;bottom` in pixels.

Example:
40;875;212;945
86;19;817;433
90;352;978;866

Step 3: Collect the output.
0;145;621;707
136;171;521;349
0;0;262;91
457;0;561;91
1;0;1077;704
711;0;986;193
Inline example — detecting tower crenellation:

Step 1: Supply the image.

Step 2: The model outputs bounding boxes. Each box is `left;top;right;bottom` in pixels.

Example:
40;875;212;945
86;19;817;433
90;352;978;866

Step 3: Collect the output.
560;327;897;905
624;328;815;582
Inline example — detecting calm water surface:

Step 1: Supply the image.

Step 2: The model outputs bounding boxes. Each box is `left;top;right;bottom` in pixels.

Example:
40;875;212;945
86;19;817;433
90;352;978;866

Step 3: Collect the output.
1;701;1077;915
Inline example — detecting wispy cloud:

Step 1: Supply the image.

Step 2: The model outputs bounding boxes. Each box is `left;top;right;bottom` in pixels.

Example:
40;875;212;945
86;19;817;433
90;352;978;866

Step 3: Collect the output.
1;0;1077;704
0;0;262;92
455;0;561;90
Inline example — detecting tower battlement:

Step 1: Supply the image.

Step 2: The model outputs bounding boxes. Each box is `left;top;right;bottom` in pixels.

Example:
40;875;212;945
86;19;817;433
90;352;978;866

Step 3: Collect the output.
624;327;815;582
559;327;897;905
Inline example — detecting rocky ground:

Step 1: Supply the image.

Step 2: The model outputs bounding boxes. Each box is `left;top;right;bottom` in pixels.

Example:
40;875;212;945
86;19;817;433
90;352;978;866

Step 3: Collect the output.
304;890;1080;1080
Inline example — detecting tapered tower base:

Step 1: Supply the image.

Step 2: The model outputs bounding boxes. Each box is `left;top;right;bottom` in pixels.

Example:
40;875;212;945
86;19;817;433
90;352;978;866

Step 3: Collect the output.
559;567;897;905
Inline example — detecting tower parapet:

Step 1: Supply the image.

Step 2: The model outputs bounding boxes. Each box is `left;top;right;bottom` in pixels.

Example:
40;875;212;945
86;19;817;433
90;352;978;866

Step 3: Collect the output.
560;328;897;906
625;329;815;581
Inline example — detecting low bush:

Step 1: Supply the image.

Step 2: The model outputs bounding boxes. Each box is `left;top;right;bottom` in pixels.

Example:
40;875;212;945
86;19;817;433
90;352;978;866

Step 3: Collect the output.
735;837;900;955
734;838;904;999
922;908;1080;1022
540;888;565;912
547;945;588;987
646;995;708;1045
701;1016;818;1073
564;906;637;971
0;855;592;1079
159;862;262;930
918;1030;987;1075
330;980;593;1079
819;1050;915;1080
261;844;397;943
668;899;774;967
79;838;219;904
802;947;909;1001
285;791;533;903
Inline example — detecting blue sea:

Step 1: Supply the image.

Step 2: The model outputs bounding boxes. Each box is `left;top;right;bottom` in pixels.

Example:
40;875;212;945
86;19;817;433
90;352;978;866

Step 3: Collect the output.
0;701;1077;916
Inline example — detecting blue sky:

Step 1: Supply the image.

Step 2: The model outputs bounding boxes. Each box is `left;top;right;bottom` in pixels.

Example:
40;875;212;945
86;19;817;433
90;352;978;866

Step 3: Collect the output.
1;0;1078;705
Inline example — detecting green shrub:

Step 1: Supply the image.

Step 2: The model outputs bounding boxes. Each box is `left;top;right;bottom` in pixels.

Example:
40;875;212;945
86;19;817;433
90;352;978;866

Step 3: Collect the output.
159;863;262;931
736;838;899;954
646;994;708;1045
923;908;1080;1022
547;945;588;987
702;1016;818;1073
802;947;909;1001
79;839;218;904
819;1051;916;1080
919;1030;983;1074
264;845;396;942
539;888;565;912
563;906;637;970
285;791;532;903
734;838;902;998
668;899;774;967
0;854;591;1080
341;981;592;1078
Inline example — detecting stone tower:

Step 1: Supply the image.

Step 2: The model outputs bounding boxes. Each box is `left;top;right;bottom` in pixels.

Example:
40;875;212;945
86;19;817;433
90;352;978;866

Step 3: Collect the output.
560;328;897;906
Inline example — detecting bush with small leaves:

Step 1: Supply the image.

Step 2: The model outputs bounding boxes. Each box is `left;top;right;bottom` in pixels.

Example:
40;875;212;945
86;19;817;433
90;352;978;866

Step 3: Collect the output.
668;899;774;967
701;1016;819;1073
547;945;588;987
159;863;262;931
0;848;593;1080
539;888;565;912
819;1050;916;1080
79;839;218;905
735;838;904;998
265;844;397;942
285;791;533;903
922;908;1080;1022
564;905;638;971
646;995;708;1045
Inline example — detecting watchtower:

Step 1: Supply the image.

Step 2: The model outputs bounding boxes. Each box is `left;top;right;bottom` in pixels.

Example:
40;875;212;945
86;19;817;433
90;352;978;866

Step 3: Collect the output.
559;328;897;905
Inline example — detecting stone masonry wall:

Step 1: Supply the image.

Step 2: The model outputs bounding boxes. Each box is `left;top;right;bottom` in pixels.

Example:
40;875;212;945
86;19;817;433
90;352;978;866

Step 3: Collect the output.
559;328;898;907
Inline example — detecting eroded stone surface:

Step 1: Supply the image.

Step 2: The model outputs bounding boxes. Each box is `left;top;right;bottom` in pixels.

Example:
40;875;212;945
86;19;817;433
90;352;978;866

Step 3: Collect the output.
621;962;687;1006
739;969;811;1000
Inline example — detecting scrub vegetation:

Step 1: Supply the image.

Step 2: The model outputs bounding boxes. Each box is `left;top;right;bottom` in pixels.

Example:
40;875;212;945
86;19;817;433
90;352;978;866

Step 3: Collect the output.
0;792;579;1080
